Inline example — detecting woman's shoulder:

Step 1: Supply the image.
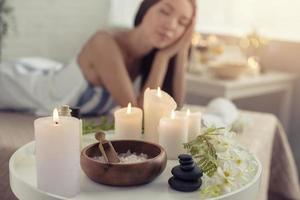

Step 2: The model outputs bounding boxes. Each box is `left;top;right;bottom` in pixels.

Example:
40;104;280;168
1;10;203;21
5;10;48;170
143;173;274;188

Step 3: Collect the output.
85;30;131;60
90;28;130;53
79;28;131;65
90;31;120;50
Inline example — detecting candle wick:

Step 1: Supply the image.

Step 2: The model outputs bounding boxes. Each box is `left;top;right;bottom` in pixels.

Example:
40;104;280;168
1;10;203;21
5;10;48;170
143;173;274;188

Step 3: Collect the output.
55;121;58;125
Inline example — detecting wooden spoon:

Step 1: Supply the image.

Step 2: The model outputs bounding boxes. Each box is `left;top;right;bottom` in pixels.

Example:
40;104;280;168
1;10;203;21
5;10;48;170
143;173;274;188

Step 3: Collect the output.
95;132;120;163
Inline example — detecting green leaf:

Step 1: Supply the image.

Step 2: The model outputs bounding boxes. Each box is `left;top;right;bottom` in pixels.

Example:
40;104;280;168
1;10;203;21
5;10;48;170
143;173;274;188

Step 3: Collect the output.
82;116;114;135
183;127;224;177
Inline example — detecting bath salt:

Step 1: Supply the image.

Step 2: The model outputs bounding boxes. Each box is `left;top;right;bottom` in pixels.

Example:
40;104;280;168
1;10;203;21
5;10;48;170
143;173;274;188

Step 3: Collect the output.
94;150;148;163
119;150;148;163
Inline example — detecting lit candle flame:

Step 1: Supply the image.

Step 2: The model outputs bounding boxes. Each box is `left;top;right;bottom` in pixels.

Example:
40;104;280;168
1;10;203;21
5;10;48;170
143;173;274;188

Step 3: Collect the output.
157;87;162;98
171;110;175;119
126;103;132;114
187;109;191;116
53;108;59;124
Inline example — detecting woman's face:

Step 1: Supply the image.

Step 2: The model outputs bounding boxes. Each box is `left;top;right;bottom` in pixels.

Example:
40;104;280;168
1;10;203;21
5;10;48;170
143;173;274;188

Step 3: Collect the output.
140;0;194;49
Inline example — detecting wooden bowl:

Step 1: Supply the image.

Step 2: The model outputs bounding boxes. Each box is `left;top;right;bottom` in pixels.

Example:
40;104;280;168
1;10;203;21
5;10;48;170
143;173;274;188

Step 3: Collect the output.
209;61;248;80
80;140;167;186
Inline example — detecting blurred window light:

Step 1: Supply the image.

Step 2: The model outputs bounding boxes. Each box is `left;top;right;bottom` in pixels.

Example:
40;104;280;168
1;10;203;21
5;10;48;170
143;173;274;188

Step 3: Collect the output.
109;0;300;41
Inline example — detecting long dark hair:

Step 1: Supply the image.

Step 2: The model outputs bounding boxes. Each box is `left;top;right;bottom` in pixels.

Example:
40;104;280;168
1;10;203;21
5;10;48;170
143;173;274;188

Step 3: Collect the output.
134;0;176;97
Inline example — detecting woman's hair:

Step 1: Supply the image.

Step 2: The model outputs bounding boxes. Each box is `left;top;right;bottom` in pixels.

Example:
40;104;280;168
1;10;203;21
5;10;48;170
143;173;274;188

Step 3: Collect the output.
134;0;176;97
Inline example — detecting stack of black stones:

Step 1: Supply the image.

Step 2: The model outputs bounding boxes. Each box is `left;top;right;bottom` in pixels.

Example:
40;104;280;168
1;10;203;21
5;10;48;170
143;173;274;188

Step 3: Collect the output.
168;154;203;192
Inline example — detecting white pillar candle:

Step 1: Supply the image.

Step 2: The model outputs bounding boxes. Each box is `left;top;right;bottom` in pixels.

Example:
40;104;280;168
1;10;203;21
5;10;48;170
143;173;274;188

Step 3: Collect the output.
186;109;202;141
114;103;143;140
34;109;80;198
158;111;188;160
143;87;177;143
175;109;202;142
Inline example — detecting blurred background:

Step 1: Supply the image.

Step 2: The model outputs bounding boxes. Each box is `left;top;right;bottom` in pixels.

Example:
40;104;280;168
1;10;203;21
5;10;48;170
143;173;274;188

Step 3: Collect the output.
1;0;300;179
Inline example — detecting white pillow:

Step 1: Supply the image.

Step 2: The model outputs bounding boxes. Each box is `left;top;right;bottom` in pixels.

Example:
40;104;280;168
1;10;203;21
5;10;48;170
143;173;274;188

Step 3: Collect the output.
14;57;63;71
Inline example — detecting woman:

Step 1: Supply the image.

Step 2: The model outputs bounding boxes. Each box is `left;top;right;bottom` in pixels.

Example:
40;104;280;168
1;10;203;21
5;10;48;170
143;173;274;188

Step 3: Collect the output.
0;0;196;116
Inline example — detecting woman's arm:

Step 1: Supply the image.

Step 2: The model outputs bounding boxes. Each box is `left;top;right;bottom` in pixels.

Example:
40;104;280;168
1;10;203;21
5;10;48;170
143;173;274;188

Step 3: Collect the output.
138;17;195;107
166;17;195;107
87;34;138;107
137;53;170;107
173;49;189;108
140;53;170;90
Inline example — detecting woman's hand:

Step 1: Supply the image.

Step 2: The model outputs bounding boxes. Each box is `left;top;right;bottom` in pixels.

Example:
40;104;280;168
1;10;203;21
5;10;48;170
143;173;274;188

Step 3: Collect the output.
157;14;196;59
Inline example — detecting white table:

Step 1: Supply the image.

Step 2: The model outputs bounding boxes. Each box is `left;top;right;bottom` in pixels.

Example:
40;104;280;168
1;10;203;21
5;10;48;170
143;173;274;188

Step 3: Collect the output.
9;134;261;200
186;70;296;132
9;142;187;200
7;108;300;200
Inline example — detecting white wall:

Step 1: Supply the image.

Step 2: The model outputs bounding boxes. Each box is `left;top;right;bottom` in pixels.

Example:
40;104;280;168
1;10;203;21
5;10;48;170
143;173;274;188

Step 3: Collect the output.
109;0;142;28
198;0;300;41
109;0;300;42
3;0;110;62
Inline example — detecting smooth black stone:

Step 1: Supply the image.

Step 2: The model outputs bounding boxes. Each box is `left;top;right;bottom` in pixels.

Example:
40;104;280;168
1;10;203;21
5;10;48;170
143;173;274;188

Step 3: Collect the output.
172;166;203;181
168;177;202;192
180;163;195;171
179;160;194;165
178;154;192;161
